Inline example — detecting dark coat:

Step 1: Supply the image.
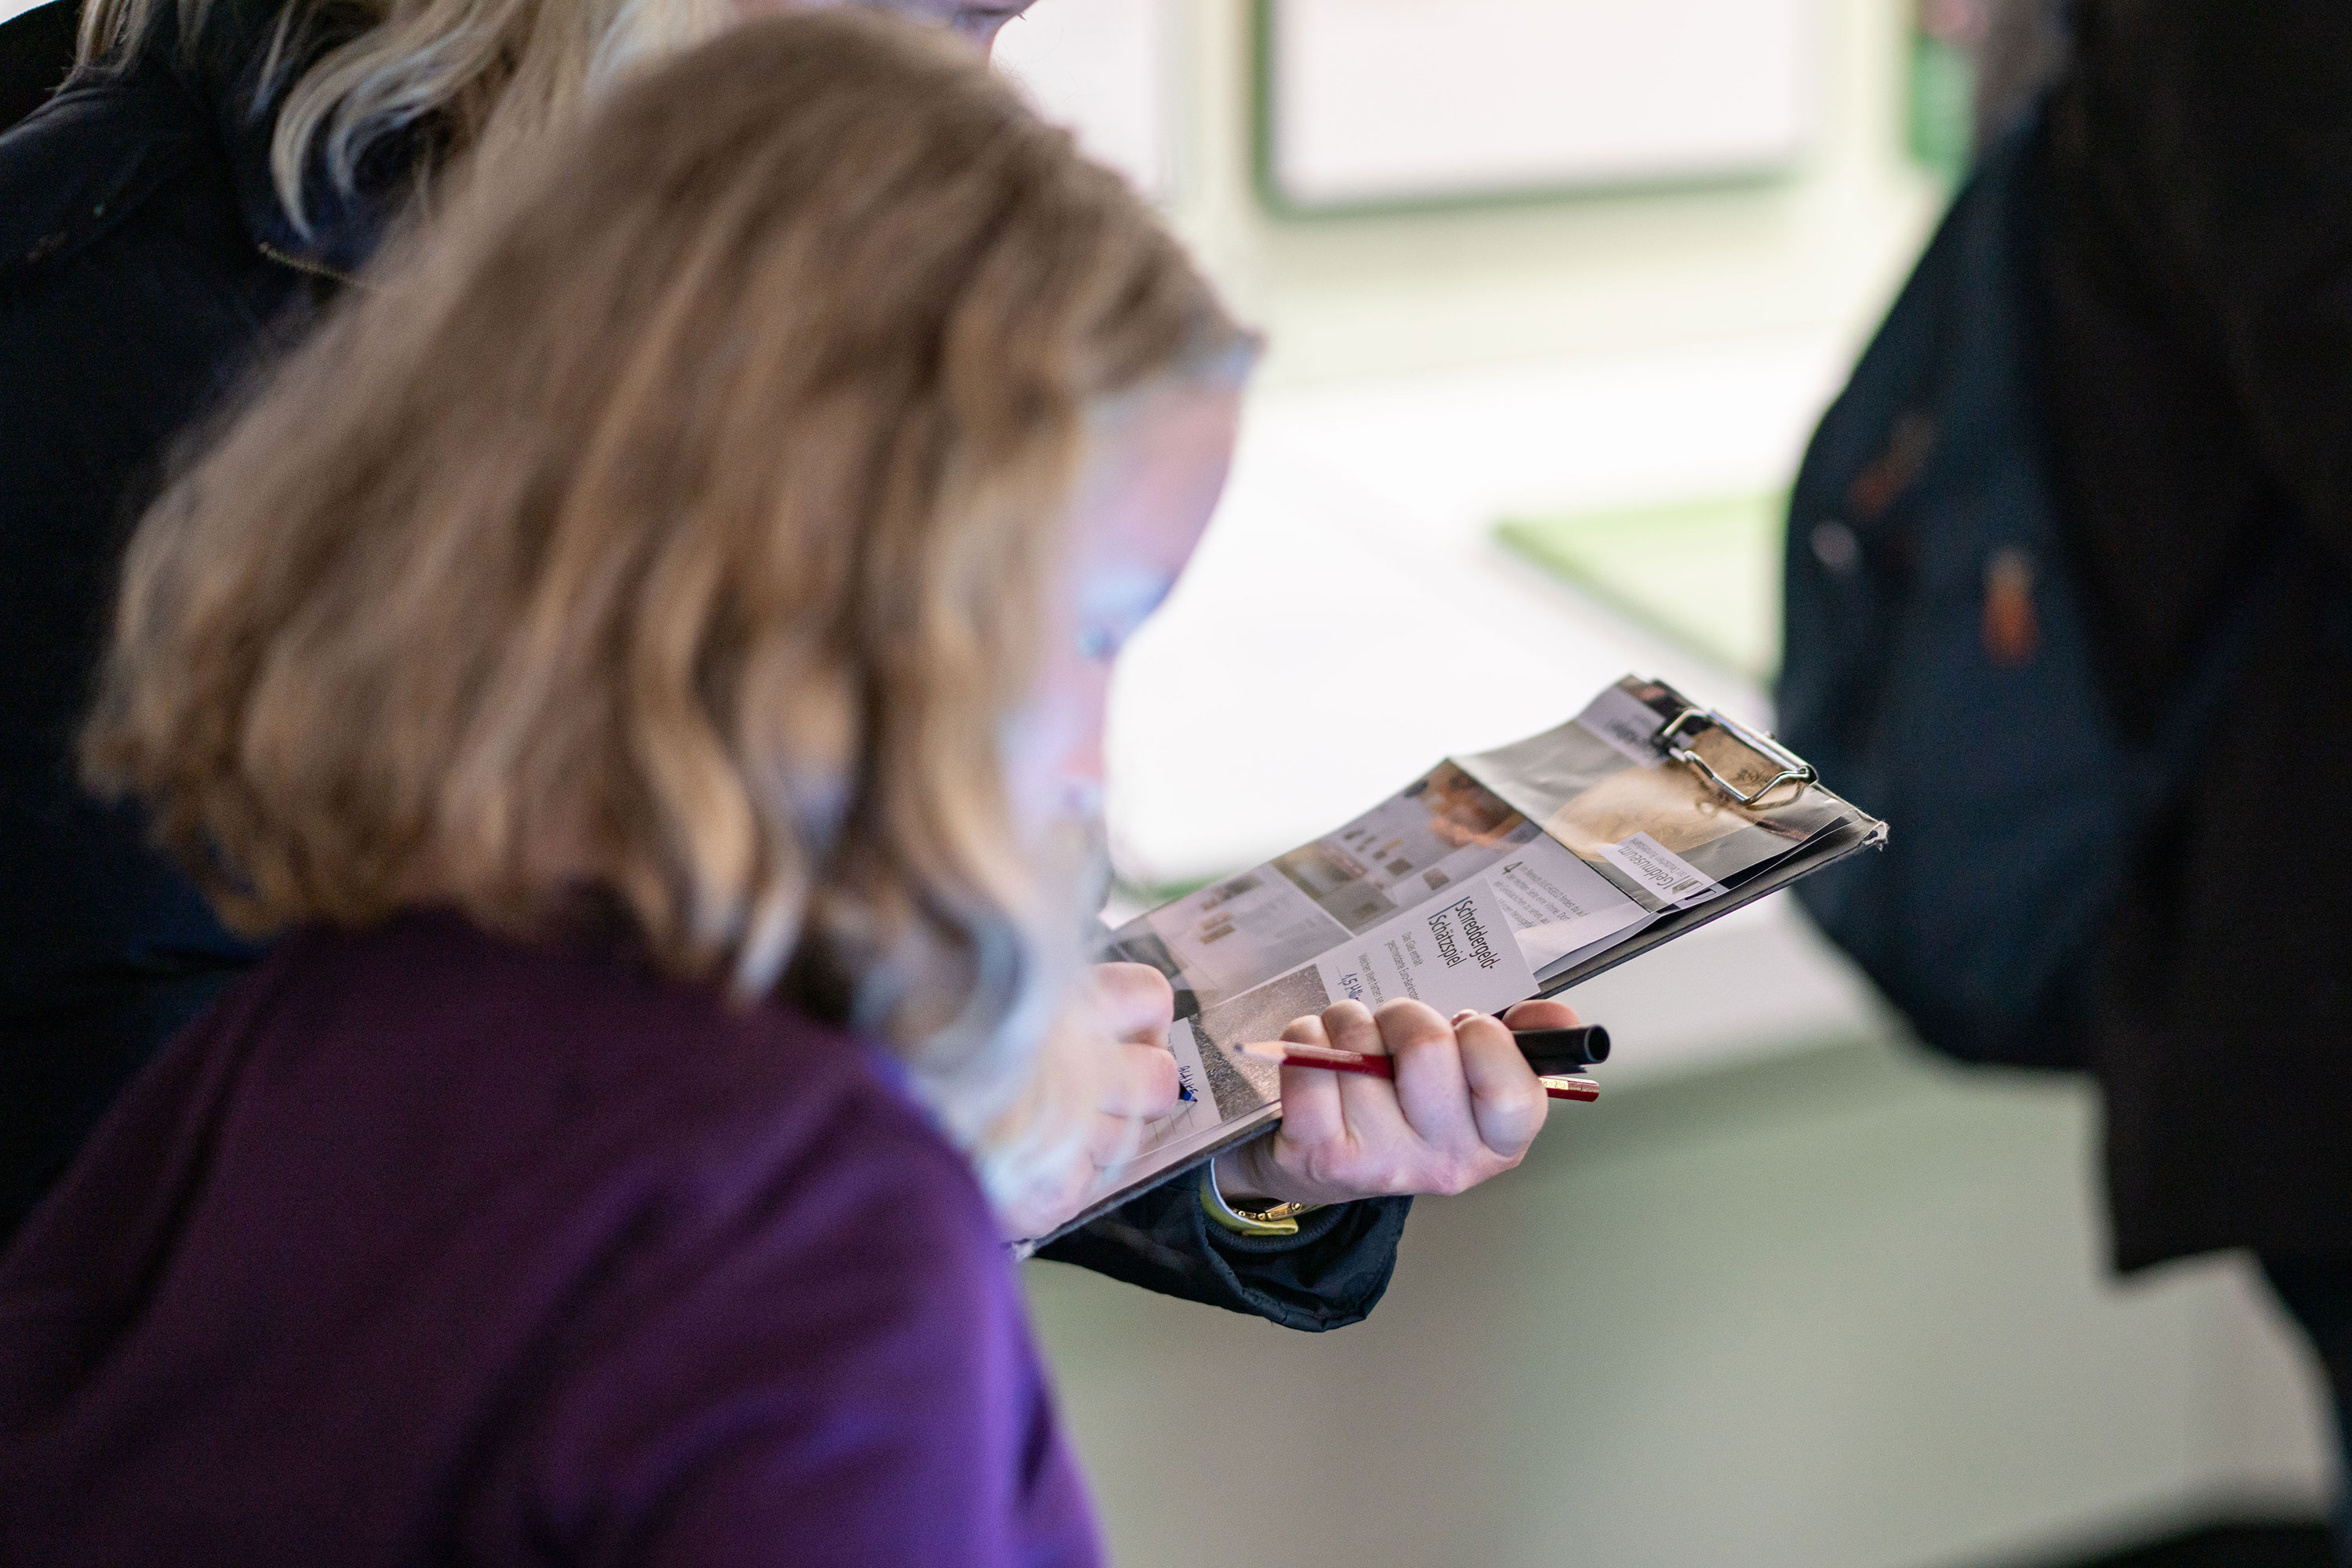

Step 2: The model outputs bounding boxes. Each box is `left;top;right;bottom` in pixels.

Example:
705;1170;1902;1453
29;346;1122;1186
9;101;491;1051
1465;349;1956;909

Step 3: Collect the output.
0;0;73;130
2041;0;2352;1270
0;0;1407;1320
0;0;347;1232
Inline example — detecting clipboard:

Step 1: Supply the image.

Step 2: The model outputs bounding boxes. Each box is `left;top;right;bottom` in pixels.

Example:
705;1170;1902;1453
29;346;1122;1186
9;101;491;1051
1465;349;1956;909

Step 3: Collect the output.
1018;676;1886;1257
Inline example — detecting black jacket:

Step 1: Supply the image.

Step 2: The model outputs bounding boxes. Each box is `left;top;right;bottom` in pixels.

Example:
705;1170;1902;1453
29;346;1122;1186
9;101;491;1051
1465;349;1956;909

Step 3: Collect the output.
2041;0;2352;1269
0;0;1406;1323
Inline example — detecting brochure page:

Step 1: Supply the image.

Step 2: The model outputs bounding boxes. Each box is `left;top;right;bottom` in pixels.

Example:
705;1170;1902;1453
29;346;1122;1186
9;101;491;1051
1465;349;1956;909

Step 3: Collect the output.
1018;673;1886;1252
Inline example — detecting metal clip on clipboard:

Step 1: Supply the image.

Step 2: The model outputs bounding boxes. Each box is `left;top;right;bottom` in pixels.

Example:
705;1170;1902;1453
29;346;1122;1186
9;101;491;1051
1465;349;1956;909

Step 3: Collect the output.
1659;706;1818;808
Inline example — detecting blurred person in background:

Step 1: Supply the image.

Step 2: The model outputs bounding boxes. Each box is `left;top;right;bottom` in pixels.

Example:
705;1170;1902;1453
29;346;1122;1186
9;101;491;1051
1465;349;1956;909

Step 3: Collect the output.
1798;0;2352;1546
2031;0;2352;1552
0;0;1577;1324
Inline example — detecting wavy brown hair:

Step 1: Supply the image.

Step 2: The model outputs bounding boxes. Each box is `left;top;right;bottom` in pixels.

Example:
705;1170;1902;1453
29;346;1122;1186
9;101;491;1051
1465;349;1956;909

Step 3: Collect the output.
81;9;1250;1179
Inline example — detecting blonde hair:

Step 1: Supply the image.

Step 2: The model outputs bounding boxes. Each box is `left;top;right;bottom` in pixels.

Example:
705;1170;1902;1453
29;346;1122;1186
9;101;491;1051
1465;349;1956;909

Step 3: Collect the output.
75;0;728;234
82;9;1251;1201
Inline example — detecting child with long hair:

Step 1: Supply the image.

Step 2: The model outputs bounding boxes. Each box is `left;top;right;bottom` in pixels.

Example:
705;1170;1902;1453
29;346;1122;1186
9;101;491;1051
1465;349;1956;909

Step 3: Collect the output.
0;13;1248;1559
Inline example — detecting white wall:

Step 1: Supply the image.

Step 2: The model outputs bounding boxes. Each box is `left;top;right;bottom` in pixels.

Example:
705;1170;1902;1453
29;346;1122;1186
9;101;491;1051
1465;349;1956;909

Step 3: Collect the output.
1149;0;1943;390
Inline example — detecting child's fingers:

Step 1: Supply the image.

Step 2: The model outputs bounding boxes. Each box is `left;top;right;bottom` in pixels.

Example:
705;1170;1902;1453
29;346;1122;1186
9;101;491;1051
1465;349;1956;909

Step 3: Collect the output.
1097;1040;1181;1118
1087;961;1175;1046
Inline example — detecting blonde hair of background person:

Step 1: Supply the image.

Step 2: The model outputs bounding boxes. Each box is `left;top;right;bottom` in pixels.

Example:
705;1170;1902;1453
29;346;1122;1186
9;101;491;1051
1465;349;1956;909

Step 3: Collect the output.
78;5;1253;1227
72;0;1034;234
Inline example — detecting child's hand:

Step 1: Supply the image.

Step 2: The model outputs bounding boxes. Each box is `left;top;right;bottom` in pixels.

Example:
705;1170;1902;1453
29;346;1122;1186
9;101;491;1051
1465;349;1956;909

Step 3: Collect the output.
1213;996;1573;1207
1078;962;1184;1171
998;963;1182;1242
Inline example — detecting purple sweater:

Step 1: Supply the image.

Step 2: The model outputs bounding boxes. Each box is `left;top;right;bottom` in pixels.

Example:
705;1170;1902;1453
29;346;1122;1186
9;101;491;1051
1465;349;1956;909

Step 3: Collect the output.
0;911;1099;1567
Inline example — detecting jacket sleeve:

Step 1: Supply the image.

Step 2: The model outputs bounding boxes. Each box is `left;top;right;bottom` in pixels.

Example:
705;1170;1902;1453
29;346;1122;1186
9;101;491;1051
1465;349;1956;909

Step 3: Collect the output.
1033;1179;1409;1333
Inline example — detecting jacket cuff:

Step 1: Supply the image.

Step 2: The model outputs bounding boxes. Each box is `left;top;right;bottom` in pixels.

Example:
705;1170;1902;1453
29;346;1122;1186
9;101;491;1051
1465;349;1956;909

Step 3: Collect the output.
1033;1171;1410;1332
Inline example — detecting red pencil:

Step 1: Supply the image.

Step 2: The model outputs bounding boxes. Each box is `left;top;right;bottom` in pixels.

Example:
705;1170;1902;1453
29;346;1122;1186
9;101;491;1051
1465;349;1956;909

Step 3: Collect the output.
1238;1040;1600;1102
